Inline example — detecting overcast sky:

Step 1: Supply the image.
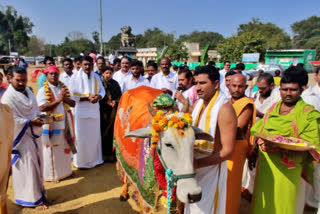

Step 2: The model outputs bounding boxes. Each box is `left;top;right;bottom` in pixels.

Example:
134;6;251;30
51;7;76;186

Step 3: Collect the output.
1;0;319;44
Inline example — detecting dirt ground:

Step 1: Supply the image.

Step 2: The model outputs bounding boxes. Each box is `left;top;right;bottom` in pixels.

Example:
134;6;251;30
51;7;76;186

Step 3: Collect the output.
3;65;319;214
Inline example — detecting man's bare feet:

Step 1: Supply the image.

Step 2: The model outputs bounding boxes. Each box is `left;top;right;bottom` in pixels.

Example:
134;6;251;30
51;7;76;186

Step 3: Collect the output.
53;180;60;184
35;203;48;210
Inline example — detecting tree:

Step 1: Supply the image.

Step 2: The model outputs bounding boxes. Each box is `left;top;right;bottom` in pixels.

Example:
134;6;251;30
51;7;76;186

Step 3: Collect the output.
177;31;224;49
238;18;291;49
291;16;320;59
291;16;320;47
67;31;87;41
55;37;95;57
166;41;189;61
135;27;174;48
0;5;34;54
23;35;46;56
216;32;266;62
104;33;121;53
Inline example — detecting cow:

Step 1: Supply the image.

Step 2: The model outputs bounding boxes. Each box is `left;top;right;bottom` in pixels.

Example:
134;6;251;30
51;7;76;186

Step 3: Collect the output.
114;86;212;213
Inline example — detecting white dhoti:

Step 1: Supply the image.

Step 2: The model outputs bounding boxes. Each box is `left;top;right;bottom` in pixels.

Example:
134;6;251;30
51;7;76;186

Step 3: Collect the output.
185;162;227;214
73;117;103;168
69;69;105;168
2;85;46;207
37;82;75;182
185;90;228;214
42;130;72;181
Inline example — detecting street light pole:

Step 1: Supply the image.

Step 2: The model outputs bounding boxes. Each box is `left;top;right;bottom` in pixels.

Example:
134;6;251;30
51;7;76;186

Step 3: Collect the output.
99;0;104;55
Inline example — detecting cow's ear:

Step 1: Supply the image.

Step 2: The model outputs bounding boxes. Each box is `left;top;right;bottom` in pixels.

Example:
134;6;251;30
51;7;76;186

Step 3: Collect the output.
192;126;213;141
124;128;152;139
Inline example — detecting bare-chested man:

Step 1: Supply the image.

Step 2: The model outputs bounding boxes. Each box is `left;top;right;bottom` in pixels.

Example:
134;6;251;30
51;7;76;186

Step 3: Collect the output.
225;74;256;214
185;65;237;214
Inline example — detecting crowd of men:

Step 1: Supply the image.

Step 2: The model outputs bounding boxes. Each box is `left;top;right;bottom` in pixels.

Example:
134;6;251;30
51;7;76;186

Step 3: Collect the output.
0;54;320;214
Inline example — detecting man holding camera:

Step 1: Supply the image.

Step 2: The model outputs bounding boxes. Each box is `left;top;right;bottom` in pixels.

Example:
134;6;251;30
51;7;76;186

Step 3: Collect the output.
174;68;195;111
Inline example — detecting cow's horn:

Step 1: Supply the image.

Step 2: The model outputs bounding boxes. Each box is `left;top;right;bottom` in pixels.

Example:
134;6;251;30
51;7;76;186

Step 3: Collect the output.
124;127;152;138
192;126;214;141
147;103;157;116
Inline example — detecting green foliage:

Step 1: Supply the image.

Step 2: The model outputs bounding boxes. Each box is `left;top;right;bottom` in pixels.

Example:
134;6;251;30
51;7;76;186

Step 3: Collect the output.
177;31;224;49
291;16;320;47
23;35;46;56
200;44;210;66
291;16;320;59
156;46;169;65
216;32;266;62
238;18;291;49
135;27;174;48
166;42;189;61
55;37;95;57
0;5;34;54
104;33;121;53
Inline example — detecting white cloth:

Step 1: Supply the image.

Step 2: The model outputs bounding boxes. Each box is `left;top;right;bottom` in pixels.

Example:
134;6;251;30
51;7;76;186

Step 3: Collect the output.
69;70;105;168
176;87;194;111
1;85;45;206
302;87;320;209
36;83;72;181
252;87;281;118
301;87;320;111
185;92;228;214
150;71;178;94
113;69;132;92
122;75;149;92
242;87;281;194
312;84;320;97
59;72;73;89
108;54;116;64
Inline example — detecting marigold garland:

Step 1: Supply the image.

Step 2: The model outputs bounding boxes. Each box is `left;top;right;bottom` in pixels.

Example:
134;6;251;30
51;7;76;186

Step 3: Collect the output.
151;110;193;148
43;80;71;104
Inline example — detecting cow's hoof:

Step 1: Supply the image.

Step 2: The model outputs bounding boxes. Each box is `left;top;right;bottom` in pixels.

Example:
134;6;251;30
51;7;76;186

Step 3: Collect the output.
120;194;129;201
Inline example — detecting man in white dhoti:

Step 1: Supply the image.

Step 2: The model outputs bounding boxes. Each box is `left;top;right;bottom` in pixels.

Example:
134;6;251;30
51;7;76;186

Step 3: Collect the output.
0;103;13;214
37;65;76;183
69;56;106;168
185;65;237;214
1;67;47;209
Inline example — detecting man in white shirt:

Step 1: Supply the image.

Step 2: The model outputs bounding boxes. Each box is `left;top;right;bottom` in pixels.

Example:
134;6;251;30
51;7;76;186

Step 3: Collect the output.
219;61;231;96
59;58;74;88
174;68;195;110
242;73;281;198
150;57;178;96
122;60;149;92
113;56;132;92
69;56;106;168
73;56;82;73
312;67;320;97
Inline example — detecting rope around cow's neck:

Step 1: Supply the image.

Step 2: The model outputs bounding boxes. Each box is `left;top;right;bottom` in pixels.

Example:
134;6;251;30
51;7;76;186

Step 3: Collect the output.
166;169;173;214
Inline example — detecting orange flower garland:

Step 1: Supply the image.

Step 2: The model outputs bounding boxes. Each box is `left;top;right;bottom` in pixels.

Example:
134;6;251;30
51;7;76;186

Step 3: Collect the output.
151;110;193;149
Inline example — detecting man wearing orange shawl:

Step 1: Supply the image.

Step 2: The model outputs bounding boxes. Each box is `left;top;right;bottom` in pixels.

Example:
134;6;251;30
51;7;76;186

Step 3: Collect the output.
226;74;256;214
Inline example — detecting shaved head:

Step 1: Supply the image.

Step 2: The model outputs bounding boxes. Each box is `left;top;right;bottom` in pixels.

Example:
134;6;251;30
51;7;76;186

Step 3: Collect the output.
229;74;247;99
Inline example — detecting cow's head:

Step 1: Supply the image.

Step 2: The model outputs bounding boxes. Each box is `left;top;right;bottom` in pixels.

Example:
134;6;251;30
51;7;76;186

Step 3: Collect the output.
124;109;212;204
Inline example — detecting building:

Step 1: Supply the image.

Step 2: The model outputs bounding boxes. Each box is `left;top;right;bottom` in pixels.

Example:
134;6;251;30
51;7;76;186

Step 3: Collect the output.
265;49;316;72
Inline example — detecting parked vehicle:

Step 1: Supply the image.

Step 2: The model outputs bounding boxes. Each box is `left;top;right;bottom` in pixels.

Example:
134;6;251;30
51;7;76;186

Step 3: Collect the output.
0;56;15;69
24;57;35;65
245;64;284;79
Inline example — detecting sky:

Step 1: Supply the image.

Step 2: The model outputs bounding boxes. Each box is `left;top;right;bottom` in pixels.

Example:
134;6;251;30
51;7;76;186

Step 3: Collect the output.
1;0;320;45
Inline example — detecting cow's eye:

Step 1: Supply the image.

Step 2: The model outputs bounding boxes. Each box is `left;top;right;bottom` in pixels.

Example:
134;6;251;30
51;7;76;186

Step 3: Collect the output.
165;143;174;149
